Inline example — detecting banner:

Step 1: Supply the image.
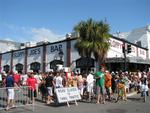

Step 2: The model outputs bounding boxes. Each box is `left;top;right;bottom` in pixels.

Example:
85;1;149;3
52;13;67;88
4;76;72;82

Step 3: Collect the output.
55;87;81;103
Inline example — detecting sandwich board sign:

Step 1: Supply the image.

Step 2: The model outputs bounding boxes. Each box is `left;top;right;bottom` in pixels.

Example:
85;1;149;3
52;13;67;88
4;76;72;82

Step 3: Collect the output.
55;87;81;107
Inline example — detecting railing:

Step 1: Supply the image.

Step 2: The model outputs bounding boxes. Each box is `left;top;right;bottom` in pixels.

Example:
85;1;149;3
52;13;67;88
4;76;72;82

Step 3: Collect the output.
0;86;34;111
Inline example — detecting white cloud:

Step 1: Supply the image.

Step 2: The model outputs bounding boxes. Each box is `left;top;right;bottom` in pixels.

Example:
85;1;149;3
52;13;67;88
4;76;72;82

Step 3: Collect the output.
30;28;64;42
4;38;14;42
0;23;65;43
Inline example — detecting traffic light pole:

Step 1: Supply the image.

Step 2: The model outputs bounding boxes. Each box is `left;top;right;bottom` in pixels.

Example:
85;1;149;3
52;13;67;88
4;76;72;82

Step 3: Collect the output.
124;50;127;71
122;42;132;71
122;42;127;71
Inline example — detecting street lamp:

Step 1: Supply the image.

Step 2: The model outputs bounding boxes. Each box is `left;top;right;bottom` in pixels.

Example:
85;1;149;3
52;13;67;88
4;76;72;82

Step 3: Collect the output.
58;50;64;60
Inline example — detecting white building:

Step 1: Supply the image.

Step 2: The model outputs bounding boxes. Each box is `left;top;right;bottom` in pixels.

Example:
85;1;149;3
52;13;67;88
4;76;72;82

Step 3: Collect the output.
0;34;149;73
113;25;150;57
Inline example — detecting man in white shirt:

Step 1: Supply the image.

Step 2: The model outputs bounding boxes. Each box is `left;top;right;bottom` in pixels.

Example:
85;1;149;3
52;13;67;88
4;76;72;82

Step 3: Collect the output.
20;73;28;86
86;71;94;101
53;72;63;88
34;72;42;96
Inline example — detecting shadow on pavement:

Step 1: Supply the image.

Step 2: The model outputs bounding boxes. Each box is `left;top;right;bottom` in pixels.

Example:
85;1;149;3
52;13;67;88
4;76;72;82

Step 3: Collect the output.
127;97;142;102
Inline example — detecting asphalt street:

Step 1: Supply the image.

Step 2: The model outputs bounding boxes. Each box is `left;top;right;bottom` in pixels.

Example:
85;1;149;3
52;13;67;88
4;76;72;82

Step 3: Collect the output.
0;94;150;113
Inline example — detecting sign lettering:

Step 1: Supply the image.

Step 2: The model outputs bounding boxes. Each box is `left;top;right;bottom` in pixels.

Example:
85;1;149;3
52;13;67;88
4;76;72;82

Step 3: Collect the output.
110;39;122;49
13;51;25;58
76;57;95;68
55;87;81;103
50;44;62;53
139;49;145;55
131;46;136;53
29;48;41;56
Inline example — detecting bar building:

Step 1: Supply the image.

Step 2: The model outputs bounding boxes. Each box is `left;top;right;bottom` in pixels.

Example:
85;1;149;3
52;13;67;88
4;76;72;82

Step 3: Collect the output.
0;34;150;74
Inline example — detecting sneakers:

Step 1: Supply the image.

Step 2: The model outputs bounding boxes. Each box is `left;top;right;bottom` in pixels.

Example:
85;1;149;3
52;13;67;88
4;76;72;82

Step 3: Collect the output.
102;101;106;104
46;101;50;104
12;105;16;108
5;106;9;111
51;100;54;103
96;102;99;104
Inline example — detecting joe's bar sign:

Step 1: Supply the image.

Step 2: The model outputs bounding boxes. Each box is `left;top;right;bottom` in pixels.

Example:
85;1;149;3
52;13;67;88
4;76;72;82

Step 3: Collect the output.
50;44;62;52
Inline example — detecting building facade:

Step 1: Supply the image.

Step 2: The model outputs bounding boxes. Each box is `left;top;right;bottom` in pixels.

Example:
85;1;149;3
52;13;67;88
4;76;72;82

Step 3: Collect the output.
0;36;150;74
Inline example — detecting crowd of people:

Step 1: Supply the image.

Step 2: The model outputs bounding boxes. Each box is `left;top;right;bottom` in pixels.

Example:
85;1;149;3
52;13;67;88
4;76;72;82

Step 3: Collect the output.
0;67;150;110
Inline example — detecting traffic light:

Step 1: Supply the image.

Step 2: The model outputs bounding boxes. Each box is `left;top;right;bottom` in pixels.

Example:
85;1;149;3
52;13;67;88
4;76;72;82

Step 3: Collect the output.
127;44;132;53
122;44;125;53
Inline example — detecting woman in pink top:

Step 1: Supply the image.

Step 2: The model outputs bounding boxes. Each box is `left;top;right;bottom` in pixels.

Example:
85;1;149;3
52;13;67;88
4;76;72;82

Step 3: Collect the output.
26;72;37;101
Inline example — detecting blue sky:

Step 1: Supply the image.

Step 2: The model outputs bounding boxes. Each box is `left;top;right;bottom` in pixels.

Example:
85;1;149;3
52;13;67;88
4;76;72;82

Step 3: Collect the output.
0;0;150;43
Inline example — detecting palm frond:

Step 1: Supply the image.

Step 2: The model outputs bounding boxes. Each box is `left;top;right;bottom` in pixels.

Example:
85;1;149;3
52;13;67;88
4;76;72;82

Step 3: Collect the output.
74;18;111;65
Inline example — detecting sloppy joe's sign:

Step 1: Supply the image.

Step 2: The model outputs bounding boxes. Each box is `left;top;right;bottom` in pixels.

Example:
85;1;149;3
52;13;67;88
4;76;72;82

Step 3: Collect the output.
28;48;41;56
13;51;25;58
109;38;122;49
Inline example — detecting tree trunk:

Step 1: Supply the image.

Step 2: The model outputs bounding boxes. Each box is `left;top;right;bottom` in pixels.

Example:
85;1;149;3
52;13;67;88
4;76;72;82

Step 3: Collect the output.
96;58;102;71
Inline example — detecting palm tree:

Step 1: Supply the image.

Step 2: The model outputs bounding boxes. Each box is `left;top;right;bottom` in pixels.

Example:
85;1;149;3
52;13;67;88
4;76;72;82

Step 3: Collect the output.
74;18;110;69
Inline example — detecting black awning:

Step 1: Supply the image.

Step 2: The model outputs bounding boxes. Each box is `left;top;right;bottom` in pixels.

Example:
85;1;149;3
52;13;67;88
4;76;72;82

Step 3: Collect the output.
106;57;150;65
106;58;126;63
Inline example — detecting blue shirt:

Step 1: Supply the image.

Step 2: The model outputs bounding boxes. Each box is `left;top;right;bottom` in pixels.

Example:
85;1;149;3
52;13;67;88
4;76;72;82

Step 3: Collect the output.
6;75;14;87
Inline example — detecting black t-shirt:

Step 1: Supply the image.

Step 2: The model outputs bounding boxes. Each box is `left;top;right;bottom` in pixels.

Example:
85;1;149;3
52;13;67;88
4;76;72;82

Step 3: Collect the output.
45;76;53;87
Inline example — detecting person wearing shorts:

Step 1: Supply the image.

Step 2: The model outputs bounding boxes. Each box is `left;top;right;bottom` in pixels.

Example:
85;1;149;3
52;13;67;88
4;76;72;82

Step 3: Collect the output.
105;70;112;100
115;74;125;103
5;72;15;110
45;71;54;104
86;71;94;101
77;74;84;99
95;67;105;104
